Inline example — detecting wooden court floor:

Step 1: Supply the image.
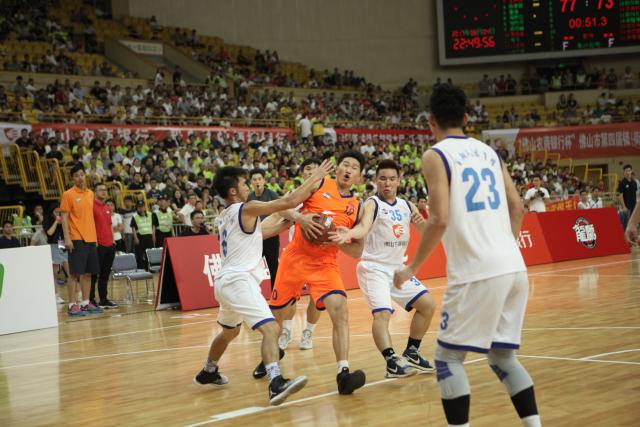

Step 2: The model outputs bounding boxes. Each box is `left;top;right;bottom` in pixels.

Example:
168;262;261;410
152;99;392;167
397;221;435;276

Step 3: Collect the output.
1;252;639;426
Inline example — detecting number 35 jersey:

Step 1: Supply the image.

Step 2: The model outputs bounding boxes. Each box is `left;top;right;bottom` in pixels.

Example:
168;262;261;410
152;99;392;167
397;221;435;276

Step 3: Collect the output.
432;136;526;285
215;203;266;281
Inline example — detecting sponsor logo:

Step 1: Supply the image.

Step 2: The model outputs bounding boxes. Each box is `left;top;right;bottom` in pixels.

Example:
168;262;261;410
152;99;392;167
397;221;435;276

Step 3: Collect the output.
322;192;331;199
517;230;533;249
345;201;355;216
573;217;597;249
392;224;405;239
202;253;222;287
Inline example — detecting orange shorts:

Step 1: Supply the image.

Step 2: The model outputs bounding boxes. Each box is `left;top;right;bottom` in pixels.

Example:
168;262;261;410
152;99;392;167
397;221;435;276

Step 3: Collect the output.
269;247;346;311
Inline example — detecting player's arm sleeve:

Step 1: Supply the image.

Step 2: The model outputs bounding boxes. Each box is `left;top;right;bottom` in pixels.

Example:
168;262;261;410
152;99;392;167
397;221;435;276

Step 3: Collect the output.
59;192;71;212
523;189;532;201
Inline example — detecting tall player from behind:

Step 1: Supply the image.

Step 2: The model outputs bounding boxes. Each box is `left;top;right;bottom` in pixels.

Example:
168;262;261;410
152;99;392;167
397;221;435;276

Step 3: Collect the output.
394;84;541;427
265;151;367;395
193;160;332;406
330;159;436;378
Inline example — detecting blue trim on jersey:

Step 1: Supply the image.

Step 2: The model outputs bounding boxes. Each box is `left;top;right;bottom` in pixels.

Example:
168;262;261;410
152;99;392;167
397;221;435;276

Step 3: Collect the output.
491;341;520;350
269;297;297;310
316;290;347;310
368;197;379;223
431;148;451;184
403;198;412;213
340;191;355;199
405;289;428;312
445;135;469;139
217;321;242;329
372;307;395;314
352;201;362;228
238;203;257;235
251;317;276;330
437;339;489;354
376;195;398;207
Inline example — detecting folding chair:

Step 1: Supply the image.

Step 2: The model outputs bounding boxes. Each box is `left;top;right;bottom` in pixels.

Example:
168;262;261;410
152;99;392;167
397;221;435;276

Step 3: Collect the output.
110;253;154;304
146;247;163;273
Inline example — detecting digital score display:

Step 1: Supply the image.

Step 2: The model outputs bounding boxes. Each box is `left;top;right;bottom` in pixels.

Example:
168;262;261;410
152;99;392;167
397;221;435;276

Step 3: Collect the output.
437;0;640;65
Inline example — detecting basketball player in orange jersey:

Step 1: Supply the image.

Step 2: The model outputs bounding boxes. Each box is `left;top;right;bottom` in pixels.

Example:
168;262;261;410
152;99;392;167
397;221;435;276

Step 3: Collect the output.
255;150;368;395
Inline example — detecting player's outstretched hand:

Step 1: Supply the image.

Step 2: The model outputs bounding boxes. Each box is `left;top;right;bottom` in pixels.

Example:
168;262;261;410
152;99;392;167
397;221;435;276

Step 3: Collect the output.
393;265;413;289
328;226;353;245
309;159;335;183
625;225;638;246
298;213;324;240
411;211;426;227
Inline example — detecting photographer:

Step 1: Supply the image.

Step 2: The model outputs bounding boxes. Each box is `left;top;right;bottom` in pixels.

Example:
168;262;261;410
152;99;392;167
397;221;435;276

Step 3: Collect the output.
524;175;551;212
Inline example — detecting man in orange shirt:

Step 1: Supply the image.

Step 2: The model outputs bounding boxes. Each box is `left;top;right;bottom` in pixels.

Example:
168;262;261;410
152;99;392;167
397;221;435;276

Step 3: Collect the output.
60;163;103;316
254;151;367;395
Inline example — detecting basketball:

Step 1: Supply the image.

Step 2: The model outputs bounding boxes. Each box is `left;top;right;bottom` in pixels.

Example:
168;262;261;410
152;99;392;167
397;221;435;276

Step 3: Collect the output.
305;213;336;245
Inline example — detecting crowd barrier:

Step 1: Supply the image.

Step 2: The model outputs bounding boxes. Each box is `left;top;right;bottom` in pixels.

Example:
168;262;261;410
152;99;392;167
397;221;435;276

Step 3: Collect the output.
156;207;629;311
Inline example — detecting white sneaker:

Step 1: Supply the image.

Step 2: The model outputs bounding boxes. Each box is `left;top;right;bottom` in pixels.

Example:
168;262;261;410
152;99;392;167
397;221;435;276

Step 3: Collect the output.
299;329;313;350
56;294;65;304
278;328;292;350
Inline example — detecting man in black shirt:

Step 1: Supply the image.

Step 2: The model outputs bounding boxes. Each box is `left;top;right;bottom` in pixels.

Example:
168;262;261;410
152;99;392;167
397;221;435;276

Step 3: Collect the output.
45;142;64;162
180;210;209;236
617;164;638;229
15;128;32;148
247;169;280;284
0;220;20;249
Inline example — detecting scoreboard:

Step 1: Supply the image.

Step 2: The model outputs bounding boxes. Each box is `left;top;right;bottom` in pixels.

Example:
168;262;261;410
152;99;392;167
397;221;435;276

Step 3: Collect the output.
437;0;640;65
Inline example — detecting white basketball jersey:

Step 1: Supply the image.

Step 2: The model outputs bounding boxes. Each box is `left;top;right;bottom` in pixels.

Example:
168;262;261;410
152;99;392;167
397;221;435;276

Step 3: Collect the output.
361;195;412;267
432;136;526;284
216;203;266;281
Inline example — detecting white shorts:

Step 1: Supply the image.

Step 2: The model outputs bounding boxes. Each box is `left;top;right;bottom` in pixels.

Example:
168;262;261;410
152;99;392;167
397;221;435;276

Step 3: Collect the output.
437;271;528;354
356;261;429;314
214;272;275;330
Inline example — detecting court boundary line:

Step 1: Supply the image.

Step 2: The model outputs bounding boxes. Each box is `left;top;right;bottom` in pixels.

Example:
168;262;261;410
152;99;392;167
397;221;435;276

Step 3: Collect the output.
183;349;640;427
183;357;487;427
1;258;635;356
579;348;640;360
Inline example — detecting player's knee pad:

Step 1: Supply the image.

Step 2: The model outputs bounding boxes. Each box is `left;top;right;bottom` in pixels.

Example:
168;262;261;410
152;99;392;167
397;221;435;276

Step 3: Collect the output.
487;348;533;396
434;346;470;400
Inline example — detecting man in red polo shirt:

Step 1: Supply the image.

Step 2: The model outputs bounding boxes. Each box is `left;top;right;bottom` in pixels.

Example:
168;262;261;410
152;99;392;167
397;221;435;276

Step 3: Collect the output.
90;183;118;309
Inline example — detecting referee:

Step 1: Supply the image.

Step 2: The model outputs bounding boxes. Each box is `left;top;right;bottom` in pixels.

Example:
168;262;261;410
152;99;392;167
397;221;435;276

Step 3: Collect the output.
248;169;280;285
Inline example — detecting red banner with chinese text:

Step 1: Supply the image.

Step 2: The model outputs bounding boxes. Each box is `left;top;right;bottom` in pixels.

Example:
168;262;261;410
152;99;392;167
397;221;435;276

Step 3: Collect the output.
31;123;294;145
546;196;578;212
516;122;640;159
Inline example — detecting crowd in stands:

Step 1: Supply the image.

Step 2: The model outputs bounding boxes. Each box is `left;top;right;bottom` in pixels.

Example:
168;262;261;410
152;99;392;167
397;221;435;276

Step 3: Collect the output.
478;66;639;97
0;73;423;128
0;0;115;77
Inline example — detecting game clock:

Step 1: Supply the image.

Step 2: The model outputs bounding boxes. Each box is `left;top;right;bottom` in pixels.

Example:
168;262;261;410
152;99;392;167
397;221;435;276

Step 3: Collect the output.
437;0;640;65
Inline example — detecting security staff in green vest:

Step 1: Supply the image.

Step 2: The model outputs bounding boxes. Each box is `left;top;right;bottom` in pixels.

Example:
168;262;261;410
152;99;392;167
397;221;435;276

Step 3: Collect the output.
131;200;156;269
154;195;174;247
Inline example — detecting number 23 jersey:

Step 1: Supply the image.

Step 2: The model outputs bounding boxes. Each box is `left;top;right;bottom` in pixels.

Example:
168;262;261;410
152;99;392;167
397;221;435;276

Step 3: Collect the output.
432;136;526;285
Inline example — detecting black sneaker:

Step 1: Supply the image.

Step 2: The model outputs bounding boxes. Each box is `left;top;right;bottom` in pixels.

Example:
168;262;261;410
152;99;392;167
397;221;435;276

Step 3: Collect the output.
253;348;286;379
268;375;308;406
337;367;366;395
193;368;229;386
90;299;99;308
99;299;119;309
